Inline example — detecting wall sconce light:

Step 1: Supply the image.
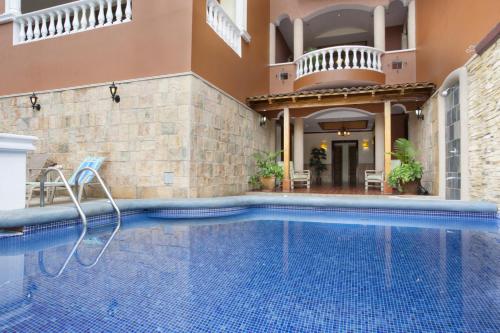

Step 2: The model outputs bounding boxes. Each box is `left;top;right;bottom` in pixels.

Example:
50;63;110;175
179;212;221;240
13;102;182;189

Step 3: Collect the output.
29;92;41;111
362;139;369;150
259;115;267;127
441;88;449;97
109;82;120;103
320;140;328;151
415;107;424;120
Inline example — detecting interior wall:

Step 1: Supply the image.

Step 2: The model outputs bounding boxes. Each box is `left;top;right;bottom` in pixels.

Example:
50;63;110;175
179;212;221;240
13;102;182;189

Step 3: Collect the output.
416;0;500;86
275;28;292;63
386;25;403;51
0;0;193;96
191;0;270;102
21;0;73;13
303;131;375;184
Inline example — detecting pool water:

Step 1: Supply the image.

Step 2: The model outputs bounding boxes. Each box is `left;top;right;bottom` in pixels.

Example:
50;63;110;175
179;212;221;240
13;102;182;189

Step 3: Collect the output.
0;210;499;332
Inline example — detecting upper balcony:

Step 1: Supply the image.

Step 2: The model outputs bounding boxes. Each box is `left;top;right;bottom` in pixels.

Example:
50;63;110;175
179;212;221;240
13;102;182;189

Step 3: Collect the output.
269;0;416;94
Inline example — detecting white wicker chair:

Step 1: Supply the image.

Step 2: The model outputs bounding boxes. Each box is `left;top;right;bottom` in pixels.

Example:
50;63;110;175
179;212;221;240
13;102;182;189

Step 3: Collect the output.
290;162;311;190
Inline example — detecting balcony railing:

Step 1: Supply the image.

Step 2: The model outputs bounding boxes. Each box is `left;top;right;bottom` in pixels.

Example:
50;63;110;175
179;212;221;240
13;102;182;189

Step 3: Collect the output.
206;0;242;56
295;46;384;79
14;0;132;44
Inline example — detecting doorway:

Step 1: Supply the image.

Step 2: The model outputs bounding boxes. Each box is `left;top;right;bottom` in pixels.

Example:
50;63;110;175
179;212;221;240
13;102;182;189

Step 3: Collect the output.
332;140;358;187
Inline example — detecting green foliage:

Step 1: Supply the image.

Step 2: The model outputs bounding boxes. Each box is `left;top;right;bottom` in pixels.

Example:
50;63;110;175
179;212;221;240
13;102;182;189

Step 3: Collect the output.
248;174;262;190
387;139;423;192
309;147;327;177
253;151;284;180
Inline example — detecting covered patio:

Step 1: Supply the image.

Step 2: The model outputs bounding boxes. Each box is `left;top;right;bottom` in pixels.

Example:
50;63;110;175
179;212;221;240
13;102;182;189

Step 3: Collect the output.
247;82;435;194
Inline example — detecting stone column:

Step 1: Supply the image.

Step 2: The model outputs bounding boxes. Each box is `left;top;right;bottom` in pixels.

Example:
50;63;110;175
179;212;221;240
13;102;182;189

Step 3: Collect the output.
375;113;385;171
407;0;416;49
293;117;304;172
283;108;291;191
269;22;276;65
384;101;392;193
374;5;386;51
293;18;304;61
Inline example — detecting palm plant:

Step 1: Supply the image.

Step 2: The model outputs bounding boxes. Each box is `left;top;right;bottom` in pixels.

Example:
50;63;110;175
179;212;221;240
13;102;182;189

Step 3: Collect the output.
309;147;327;184
387;139;423;193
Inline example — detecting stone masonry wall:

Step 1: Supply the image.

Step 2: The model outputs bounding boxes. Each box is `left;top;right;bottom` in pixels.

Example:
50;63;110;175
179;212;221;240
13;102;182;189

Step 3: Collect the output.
466;40;500;204
408;95;439;195
0;74;274;199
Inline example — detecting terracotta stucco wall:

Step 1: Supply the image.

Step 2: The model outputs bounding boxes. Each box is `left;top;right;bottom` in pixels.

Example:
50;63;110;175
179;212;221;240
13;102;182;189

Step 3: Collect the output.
0;0;193;96
416;0;500;86
191;0;270;102
275;28;292;63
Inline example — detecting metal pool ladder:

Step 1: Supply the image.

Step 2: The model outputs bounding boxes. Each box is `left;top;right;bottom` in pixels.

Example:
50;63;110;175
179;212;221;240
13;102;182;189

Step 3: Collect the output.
38;167;121;277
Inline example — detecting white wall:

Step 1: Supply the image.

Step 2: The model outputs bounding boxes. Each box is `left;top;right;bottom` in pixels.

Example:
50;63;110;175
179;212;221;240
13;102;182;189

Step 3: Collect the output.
303;132;375;184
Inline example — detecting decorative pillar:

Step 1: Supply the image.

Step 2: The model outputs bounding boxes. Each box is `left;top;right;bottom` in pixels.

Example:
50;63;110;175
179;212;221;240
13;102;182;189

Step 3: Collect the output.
283;108;291;191
375;113;385;171
373;5;386;51
293;117;304;172
4;0;21;15
407;0;416;49
269;22;276;65
383;101;392;193
293;18;303;61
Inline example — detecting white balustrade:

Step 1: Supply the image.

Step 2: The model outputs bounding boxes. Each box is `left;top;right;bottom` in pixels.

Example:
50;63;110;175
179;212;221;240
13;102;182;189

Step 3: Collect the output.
295;46;384;79
14;0;133;44
206;0;243;56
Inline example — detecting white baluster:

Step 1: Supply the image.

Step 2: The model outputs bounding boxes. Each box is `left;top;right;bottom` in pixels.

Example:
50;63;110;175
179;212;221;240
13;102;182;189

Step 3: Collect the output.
41;15;48;38
98;0;105;26
64;9;71;33
360;49;366;68
377;53;382;71
106;0;114;25
124;0;132;22
89;2;96;28
367;50;372;69
49;13;57;36
33;16;40;39
56;11;63;35
72;7;80;32
372;51;378;70
352;48;358;69
18;19;26;42
345;47;351;69
321;50;327;71
26;17;33;40
337;49;343;69
304;56;309;75
114;0;123;23
328;50;334;70
314;53;319;72
80;5;88;30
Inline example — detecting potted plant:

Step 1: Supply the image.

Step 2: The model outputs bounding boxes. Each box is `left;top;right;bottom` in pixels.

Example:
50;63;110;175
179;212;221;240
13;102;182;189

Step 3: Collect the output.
248;174;262;191
253;151;284;191
387;138;423;194
309;147;327;185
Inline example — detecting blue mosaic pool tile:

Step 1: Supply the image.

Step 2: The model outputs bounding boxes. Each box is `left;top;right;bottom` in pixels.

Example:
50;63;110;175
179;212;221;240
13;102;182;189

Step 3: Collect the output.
1;212;499;332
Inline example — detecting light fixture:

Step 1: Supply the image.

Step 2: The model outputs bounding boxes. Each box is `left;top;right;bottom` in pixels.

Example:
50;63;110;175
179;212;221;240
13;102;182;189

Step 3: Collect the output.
109;82;120;103
320;140;328;151
29;92;41;111
415;107;424;120
362;139;369;150
337;126;351;136
259;115;267;127
441;88;449;97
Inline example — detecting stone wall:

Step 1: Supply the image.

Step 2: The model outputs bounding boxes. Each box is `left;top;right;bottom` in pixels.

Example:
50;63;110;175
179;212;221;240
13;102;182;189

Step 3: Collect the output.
0;74;274;199
408;95;439;195
466;40;500;204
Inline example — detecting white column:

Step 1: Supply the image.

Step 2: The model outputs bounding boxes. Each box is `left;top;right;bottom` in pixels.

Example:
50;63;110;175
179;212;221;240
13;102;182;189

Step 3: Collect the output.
0;134;38;210
407;0;416;49
4;0;21;15
293;18;303;61
374;5;386;51
293;118;304;172
269;23;276;65
375;113;385;171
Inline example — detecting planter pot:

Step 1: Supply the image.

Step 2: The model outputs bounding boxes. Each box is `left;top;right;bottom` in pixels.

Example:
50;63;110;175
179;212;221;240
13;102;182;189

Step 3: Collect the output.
260;176;276;191
400;180;420;194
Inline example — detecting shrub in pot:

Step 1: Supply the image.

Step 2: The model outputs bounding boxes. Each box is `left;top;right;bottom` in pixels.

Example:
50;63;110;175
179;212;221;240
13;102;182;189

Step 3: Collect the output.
253;151;283;191
387;138;423;194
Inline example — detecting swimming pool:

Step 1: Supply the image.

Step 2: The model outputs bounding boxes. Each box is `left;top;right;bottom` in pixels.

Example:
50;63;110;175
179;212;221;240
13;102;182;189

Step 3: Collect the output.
1;207;499;332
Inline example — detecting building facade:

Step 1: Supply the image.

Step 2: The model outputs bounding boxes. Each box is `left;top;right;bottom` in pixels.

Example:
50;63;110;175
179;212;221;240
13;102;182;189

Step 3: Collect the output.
0;0;498;202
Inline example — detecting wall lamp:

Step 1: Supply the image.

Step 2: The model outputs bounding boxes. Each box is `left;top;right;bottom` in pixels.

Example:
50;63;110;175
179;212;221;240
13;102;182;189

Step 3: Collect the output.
30;92;41;111
415;107;424;120
109;82;120;103
259;115;267;127
441;88;449;97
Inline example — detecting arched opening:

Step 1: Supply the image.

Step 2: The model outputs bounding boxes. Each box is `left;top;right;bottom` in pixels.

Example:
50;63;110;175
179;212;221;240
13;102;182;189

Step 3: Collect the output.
275;14;294;63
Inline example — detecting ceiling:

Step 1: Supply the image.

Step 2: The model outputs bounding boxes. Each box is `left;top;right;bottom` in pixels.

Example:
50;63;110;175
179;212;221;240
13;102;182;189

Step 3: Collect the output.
302;108;375;133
